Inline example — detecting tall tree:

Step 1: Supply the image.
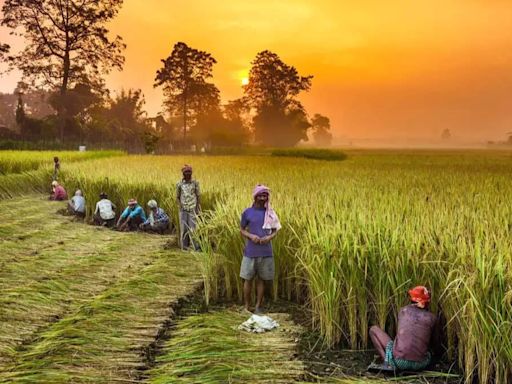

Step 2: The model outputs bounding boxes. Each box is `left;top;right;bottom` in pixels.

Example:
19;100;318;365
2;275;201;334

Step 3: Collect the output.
311;113;333;147
0;43;9;60
154;42;218;141
244;50;313;147
1;0;126;140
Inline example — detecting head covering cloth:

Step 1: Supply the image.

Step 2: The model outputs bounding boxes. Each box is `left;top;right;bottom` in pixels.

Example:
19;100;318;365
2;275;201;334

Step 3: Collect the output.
127;198;137;206
182;164;193;173
252;184;281;231
408;286;431;308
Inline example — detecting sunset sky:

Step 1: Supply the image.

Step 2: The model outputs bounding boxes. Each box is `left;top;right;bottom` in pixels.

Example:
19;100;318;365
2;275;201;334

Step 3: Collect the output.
1;0;512;143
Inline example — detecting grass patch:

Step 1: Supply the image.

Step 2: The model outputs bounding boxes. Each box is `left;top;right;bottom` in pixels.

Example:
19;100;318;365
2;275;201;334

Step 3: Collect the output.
271;148;347;161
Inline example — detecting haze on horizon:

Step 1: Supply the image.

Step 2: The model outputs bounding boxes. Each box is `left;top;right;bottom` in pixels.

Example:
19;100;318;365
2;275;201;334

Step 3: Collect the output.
1;0;511;145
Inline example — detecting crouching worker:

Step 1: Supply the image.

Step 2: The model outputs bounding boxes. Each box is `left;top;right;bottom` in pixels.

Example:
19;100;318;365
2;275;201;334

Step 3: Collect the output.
140;200;170;234
94;192;116;227
50;180;67;201
117;199;146;231
240;185;281;315
68;190;86;218
369;286;436;372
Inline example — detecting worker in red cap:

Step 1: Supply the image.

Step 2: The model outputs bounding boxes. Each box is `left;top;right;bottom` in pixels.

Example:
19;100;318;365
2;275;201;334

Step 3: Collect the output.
369;286;437;372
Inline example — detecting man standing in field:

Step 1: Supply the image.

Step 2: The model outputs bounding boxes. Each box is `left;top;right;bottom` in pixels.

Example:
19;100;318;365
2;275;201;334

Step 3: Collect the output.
176;164;200;250
117;199;146;231
369;286;436;372
52;156;60;181
240;185;281;314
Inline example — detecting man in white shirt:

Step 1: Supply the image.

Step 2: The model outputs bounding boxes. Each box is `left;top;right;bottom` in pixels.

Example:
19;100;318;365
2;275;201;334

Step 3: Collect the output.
94;192;116;227
68;190;86;218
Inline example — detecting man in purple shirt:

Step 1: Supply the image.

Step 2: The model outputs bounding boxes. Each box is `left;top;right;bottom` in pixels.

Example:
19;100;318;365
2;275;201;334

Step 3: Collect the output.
240;185;280;314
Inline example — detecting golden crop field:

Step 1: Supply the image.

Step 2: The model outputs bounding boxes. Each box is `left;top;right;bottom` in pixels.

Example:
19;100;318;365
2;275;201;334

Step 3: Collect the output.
1;149;511;383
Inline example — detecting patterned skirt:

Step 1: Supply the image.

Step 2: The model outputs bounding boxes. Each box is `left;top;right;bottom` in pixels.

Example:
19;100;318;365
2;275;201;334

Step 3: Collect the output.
384;341;431;371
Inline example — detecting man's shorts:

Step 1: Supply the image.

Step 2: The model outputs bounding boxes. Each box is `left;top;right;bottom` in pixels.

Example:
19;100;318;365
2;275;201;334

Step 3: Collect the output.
384;341;431;371
240;256;274;281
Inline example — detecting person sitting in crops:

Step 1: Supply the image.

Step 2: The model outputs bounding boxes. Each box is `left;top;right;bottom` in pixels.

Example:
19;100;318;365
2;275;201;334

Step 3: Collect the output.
94;192;116;227
139;199;170;234
176;164;201;250
240;185;281;314
50;180;67;201
369;286;436;372
116;198;146;231
68;189;86;218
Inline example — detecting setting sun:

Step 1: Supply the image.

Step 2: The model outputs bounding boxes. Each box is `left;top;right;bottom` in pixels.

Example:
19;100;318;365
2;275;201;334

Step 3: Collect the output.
241;77;249;86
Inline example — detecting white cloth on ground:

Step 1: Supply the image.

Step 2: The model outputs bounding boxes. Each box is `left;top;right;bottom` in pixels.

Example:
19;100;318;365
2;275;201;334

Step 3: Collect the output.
238;314;279;333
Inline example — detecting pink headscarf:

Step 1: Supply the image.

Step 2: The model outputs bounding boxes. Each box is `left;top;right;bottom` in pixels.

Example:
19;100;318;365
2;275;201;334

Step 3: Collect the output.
253;184;281;231
182;164;193;173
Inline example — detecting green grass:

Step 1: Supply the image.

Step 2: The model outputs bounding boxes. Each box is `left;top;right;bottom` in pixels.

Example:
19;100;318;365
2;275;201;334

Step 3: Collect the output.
271;148;347;161
2;150;512;383
0;150;124;175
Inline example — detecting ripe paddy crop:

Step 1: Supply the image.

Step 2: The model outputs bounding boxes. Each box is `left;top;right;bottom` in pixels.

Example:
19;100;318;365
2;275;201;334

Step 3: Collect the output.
1;149;511;383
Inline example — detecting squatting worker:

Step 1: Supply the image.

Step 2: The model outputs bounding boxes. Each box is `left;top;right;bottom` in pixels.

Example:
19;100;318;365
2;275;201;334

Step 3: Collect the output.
176;164;200;250
50;180;67;201
94;192;116;227
117;198;146;231
68;189;86;217
140;199;170;233
369;286;437;371
240;184;281;314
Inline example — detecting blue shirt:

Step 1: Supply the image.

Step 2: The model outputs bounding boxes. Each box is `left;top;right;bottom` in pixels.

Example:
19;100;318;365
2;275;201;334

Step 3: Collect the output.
143;207;170;225
120;205;146;221
240;206;273;258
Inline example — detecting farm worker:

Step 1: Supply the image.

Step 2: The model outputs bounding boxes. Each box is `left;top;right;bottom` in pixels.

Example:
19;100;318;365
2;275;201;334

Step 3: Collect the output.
117;198;146;231
140;199;170;234
68;189;86;218
369;286;437;371
52;156;60;181
50;180;67;201
94;192;116;227
240;184;281;314
176;164;201;249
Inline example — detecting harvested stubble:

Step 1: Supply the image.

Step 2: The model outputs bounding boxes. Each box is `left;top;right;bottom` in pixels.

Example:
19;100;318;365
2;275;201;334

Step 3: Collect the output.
4;150;512;383
147;307;305;383
0;196;202;383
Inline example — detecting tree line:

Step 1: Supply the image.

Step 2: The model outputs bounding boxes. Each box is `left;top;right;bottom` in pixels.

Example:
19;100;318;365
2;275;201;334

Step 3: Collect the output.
0;0;332;151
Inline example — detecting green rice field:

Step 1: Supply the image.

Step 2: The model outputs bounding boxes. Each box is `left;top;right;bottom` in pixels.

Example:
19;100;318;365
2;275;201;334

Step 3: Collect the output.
1;149;511;383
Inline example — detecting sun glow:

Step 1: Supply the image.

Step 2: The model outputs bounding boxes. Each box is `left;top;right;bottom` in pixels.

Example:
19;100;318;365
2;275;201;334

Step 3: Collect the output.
241;77;249;86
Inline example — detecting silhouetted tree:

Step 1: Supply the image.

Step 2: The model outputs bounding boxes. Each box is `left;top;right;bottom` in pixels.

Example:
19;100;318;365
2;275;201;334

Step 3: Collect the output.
15;92;25;127
154;42;218;141
0;43;9;62
1;0;126;141
311;113;333;147
441;129;451;140
222;98;251;145
244;50;313;147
